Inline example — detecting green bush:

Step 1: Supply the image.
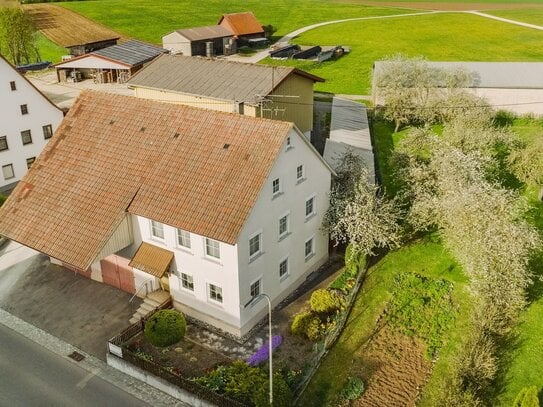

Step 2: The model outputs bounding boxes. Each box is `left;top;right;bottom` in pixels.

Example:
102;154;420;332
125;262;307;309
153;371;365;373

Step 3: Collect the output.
305;315;324;342
253;372;293;407
144;309;186;347
340;376;365;400
291;311;313;336
309;289;344;314
513;386;540;407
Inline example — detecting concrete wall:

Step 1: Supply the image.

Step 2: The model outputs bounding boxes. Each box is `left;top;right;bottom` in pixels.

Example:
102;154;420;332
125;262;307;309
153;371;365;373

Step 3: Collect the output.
237;127;331;335
0;58;63;192
107;353;214;407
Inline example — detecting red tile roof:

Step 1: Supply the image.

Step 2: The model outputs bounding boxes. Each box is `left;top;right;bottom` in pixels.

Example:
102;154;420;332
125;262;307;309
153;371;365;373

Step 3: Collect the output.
218;12;264;37
0;91;292;270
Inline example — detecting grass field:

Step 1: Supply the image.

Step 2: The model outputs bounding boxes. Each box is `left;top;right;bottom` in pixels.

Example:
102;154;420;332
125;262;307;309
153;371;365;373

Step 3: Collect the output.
264;12;543;94
35;32;68;64
488;8;543;25
60;0;409;44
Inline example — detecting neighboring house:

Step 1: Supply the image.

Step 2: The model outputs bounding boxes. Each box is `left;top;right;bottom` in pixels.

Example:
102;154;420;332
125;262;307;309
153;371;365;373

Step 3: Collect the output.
0;90;334;338
218;12;266;44
373;61;543;116
127;54;324;138
54;40;167;83
0;55;64;194
162;25;235;56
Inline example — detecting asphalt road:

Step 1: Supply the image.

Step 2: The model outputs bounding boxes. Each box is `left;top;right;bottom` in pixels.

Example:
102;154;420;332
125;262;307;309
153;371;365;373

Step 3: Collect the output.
0;323;149;407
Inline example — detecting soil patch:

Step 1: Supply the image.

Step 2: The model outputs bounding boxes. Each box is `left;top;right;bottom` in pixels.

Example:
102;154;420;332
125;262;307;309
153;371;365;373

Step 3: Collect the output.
24;3;128;48
344;2;543;11
354;326;431;406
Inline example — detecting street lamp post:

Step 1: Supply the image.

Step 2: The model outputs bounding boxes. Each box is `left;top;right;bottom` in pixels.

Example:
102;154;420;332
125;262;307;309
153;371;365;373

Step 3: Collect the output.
245;293;273;405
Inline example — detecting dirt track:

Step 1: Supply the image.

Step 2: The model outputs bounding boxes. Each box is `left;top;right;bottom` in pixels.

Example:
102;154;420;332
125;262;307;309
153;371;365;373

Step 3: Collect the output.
352;2;543;11
24;4;128;48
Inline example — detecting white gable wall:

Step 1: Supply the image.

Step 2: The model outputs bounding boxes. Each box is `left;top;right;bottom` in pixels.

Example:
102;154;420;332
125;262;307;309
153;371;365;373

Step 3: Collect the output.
55;55;130;70
237;127;332;336
162;32;192;56
0;59;63;192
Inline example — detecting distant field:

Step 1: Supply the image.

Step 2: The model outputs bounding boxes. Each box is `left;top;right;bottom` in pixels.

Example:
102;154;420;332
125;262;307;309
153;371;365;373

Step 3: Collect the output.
60;0;411;44
263;12;543;94
487;8;543;25
35;32;67;64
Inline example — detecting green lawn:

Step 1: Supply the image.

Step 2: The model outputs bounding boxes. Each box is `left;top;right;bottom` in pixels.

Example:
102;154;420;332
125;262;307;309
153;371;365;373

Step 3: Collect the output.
299;236;463;406
262;12;543;94
488;9;543;26
60;0;409;44
35;32;67;64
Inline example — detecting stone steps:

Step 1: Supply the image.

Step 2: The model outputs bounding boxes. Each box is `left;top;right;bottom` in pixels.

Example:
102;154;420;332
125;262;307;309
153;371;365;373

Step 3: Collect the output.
129;291;170;325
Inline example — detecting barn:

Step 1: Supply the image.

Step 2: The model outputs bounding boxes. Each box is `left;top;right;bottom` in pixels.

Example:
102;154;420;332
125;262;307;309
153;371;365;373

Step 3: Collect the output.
54;40;167;84
162;25;235;56
218;12;266;45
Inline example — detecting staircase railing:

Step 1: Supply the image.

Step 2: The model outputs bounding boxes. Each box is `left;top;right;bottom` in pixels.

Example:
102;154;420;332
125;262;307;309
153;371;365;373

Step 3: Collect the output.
129;277;155;312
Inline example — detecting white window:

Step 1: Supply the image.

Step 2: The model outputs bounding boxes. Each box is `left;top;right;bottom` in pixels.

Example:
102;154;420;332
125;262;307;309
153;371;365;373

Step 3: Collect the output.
249;233;261;258
279;258;289;279
43;124;53;139
209;283;223;303
181;273;194;291
272;178;280;196
296;165;304;182
2;164;14;180
279;214;289;238
304;237;315;260
176;228;191;249
26;157;35;169
150;220;164;239
205;238;220;259
305;195;316;218
250;279;261;299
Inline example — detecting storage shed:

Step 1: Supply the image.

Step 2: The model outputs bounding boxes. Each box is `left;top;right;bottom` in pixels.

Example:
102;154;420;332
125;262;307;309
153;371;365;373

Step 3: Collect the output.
162;25;235;56
54;40;168;84
218;12;265;44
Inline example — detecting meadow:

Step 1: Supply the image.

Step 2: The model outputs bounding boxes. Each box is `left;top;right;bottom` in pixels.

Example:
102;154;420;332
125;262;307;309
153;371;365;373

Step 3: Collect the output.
488;8;543;25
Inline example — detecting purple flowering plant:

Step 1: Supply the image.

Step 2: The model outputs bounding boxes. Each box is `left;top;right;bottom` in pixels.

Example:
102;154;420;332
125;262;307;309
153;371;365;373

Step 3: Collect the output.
247;335;283;366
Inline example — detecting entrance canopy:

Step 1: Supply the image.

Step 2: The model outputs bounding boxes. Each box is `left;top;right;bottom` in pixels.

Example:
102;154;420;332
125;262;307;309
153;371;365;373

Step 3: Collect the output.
129;242;174;278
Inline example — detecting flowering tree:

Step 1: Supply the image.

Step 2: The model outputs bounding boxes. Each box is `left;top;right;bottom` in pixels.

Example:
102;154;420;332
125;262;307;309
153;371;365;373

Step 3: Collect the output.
323;151;403;257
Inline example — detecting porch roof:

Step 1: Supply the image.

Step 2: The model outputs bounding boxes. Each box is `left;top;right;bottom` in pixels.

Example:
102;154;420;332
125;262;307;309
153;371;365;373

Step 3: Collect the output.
129;242;174;278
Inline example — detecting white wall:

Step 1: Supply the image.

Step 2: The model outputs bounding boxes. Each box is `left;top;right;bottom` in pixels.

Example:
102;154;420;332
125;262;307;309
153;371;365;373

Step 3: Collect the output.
471;88;543;116
162;32;192;56
133;215;242;335
0;59;63;192
237;128;332;335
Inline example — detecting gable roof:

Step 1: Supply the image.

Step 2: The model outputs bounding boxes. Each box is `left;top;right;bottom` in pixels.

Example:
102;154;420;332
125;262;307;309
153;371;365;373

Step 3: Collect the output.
127;54;324;105
0;55;63;114
373;61;543;89
92;40;167;67
0;91;293;270
173;25;233;41
218;12;264;36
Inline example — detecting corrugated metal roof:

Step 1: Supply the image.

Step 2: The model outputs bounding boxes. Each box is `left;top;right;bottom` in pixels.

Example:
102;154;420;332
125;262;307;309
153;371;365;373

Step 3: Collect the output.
374;61;543;89
0;91;292;270
324;98;375;182
128;54;323;105
129;242;173;278
218;12;264;36
93;40;167;67
175;25;233;41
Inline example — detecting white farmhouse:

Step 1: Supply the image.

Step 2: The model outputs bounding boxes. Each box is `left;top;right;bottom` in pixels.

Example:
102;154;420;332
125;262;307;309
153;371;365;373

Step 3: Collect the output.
0;55;64;193
0;90;334;337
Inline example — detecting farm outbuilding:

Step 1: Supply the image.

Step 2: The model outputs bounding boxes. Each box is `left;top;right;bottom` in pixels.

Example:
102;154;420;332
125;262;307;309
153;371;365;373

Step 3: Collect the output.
218;12;266;44
127;54;324;137
54;40;167;84
162;25;235;56
373;61;543;116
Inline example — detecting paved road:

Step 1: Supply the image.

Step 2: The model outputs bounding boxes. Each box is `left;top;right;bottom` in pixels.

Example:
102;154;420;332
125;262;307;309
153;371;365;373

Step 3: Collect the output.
0;323;149;407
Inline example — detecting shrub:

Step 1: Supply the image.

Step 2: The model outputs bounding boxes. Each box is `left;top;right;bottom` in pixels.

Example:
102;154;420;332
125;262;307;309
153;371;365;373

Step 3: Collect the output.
309;289;344;314
253;372;293;407
247;335;283;366
513;386;540;407
144;309;186;347
0;193;6;207
494;110;516;127
340;376;365;400
305;315;324;342
291;311;314;336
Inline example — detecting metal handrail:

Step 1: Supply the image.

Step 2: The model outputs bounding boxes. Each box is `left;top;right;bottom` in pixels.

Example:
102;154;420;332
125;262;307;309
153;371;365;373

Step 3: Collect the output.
129;277;155;305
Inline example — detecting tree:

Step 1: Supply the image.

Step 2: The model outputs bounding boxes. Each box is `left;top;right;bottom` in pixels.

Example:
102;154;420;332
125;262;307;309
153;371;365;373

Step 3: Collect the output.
373;55;474;132
509;136;543;200
0;7;40;65
322;150;403;257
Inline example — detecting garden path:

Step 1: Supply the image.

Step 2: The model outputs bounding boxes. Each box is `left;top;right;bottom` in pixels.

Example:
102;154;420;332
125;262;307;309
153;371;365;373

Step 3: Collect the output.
468;11;543;31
